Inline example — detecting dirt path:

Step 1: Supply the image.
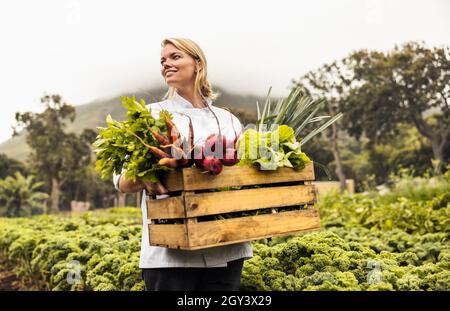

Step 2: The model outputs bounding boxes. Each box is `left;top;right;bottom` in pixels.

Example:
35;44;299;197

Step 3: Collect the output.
0;257;21;291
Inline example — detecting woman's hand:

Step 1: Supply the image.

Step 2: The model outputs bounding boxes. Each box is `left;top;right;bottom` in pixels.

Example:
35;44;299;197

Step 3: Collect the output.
118;174;144;194
142;158;173;196
142;180;168;196
118;174;168;195
118;156;176;195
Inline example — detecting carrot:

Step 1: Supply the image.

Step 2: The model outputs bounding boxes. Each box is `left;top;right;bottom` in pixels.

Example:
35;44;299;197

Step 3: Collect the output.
186;115;194;153
151;129;171;146
148;146;170;158
158;157;178;168
161;143;188;160
163;114;180;145
176;112;198;161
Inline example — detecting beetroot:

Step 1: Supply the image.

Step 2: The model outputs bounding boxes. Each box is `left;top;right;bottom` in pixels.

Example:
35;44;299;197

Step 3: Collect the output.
204;134;226;158
203;156;223;175
193;129;240;175
192;145;205;168
204;134;219;151
225;138;236;149
222;148;238;166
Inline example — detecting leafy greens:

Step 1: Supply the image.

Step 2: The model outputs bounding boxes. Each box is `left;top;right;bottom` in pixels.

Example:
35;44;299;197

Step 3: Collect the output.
92;96;172;183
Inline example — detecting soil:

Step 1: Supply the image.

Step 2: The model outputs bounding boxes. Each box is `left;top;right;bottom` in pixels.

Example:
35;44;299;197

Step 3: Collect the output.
0;257;21;291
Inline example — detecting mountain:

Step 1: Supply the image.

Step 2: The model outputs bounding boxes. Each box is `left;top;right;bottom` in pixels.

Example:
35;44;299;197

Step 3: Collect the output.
0;86;261;162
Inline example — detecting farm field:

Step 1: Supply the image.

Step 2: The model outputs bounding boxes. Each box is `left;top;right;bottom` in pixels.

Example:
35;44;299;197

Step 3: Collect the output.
0;173;448;291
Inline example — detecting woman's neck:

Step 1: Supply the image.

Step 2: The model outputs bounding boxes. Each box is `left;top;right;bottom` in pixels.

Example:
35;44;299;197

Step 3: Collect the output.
176;87;206;108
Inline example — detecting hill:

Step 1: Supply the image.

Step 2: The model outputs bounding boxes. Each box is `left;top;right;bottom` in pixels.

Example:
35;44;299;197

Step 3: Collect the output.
0;86;260;162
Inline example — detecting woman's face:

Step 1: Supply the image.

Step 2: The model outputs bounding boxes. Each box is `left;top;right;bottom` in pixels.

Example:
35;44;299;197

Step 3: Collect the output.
160;44;198;88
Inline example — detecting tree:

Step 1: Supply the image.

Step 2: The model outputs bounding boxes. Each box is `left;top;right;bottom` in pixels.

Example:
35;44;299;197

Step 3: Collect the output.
58;129;97;207
0;172;48;217
61;131;117;209
0;153;28;179
342;42;450;170
14;94;94;212
79;165;117;208
338;124;435;189
292;61;352;191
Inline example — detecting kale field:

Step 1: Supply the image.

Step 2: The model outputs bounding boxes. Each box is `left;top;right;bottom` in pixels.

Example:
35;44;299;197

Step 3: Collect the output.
0;172;448;291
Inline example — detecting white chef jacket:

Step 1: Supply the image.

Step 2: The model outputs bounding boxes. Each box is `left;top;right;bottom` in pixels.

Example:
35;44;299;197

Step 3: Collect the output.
113;91;253;268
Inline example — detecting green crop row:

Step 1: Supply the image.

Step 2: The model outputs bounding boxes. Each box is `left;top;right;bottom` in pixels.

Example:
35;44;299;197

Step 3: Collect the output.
0;208;144;291
0;174;449;291
241;230;449;291
240;173;449;291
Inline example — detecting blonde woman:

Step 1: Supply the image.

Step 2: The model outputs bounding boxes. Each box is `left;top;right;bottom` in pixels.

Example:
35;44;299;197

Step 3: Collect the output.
113;38;253;291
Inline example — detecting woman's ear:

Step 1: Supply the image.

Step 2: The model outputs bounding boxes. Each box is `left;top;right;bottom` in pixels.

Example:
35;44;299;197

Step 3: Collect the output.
195;60;202;72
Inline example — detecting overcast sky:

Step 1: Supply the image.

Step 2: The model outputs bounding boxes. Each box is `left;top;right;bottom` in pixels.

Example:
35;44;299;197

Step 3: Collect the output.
0;0;449;143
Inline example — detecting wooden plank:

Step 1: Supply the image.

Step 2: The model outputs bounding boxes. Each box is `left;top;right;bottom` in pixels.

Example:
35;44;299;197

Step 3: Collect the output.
184;209;321;249
149;224;188;249
184;184;316;217
181;162;315;191
147;196;185;219
160;169;184;192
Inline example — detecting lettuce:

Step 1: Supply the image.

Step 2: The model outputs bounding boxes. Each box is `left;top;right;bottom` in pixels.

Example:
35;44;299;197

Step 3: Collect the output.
237;125;311;170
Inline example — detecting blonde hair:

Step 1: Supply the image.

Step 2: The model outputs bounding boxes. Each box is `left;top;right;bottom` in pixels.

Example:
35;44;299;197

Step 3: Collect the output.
161;38;218;101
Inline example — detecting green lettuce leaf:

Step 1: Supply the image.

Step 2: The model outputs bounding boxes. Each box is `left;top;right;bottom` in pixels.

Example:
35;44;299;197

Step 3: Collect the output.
237;125;311;171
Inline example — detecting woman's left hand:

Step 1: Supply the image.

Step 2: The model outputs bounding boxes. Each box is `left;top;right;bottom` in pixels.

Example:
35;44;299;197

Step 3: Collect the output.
143;180;168;196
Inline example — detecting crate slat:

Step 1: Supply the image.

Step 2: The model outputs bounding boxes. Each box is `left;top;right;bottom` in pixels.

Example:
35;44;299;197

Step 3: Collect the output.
160;162;314;191
149;224;188;249
182;162;314;191
183;184;316;217
180;209;320;250
147;196;185;219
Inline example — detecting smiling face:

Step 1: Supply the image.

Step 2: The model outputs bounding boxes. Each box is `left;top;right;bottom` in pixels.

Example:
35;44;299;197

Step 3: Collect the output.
160;43;198;89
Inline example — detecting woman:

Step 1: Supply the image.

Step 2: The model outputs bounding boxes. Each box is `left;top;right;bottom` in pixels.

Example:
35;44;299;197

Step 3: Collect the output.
113;38;253;291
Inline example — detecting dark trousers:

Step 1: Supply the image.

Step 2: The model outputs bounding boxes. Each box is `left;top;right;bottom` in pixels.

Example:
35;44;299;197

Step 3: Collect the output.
141;258;244;291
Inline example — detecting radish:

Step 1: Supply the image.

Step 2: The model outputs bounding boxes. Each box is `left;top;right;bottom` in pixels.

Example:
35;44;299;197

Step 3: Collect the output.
203;156;223;175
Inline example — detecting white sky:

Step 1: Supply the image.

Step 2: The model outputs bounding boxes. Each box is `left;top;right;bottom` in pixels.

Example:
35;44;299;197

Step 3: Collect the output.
0;0;449;143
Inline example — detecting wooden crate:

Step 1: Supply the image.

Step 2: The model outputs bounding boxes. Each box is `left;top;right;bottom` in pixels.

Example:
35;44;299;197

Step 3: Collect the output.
147;162;320;250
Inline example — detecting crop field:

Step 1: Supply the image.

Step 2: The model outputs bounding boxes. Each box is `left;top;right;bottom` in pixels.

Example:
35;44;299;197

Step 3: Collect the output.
0;173;448;291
